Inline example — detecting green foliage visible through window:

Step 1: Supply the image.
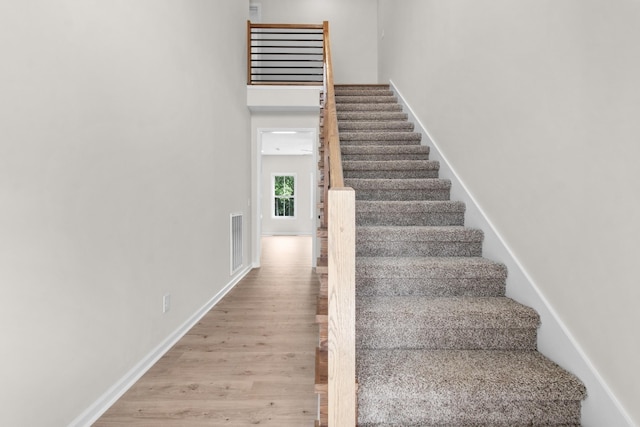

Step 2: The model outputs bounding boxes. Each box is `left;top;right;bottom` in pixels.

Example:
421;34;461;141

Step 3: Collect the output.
274;175;295;217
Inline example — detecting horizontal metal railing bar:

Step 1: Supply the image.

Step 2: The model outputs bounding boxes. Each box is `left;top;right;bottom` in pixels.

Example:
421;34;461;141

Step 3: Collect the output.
251;73;324;76
251;45;322;49
251;66;324;69
251;27;323;31
251;59;324;62
251;38;323;42
251;33;323;37
250;80;322;84
251;52;323;56
251;78;323;80
251;28;323;34
251;30;323;34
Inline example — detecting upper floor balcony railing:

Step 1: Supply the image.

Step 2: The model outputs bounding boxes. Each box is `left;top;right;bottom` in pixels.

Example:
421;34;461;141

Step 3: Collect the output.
247;22;325;85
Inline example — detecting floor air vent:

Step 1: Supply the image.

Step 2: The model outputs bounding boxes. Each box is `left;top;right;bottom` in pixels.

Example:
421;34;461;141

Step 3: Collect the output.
230;213;243;274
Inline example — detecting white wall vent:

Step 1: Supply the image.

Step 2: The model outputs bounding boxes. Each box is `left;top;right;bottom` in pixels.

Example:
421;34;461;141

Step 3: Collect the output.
249;4;262;22
230;213;243;275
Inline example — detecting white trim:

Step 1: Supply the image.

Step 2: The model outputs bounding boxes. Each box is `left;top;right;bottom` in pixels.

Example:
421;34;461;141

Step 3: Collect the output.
261;232;313;236
255;128;318;269
389;79;635;427
310;172;314;220
69;265;252;427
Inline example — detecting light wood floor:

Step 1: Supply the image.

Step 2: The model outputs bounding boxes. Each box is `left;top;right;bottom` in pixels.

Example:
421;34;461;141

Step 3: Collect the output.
95;236;318;426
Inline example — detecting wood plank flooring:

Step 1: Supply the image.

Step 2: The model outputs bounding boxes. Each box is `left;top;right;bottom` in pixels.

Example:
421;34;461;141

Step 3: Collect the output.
95;236;318;426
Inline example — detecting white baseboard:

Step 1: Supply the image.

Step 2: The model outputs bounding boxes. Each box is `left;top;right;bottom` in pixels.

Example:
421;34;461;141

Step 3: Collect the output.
261;232;313;236
389;79;635;427
68;265;252;427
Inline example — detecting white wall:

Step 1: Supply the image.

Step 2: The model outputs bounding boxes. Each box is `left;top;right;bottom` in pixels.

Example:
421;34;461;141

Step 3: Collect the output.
258;0;379;83
0;1;251;425
378;0;640;425
261;155;315;235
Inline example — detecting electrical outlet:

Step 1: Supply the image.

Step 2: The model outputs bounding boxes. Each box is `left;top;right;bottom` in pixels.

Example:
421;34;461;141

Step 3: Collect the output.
163;294;171;313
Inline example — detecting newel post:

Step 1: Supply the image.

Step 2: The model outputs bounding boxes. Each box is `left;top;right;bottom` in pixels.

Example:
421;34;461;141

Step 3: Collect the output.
327;187;356;426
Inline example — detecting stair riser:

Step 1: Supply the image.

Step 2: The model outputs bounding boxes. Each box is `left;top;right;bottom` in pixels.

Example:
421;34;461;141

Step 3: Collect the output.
343;154;430;161
357;398;582;426
335;90;394;97
340;133;422;142
354;189;450;201
344;160;438;171
356;278;506;298
341;146;430;160
339;122;414;131
337;112;408;121
345;170;439;179
356;212;464;226
356;326;537;350
341;140;422;147
336;96;397;104
357;241;482;257
336;104;403;112
335;85;390;91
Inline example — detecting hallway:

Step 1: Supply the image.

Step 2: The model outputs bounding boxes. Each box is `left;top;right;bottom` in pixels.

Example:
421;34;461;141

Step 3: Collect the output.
95;236;318;426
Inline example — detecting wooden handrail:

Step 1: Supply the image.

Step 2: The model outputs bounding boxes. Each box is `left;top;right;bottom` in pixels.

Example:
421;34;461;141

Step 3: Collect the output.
322;21;356;427
249;23;324;30
323;22;344;189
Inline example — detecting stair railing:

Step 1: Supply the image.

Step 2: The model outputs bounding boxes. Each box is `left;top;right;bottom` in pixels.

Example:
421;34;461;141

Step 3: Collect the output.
247;19;356;425
322;21;357;426
247;21;325;85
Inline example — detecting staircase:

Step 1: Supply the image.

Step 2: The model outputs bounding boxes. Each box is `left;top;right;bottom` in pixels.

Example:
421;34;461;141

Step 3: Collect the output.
317;84;587;426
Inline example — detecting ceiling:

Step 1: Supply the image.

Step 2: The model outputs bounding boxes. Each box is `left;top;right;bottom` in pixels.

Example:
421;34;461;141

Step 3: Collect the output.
261;130;315;156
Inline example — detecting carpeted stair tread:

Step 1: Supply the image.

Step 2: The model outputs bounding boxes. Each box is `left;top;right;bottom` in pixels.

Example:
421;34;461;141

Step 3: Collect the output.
357;225;481;241
356;296;539;350
341;145;429;156
335;83;390;90
335;89;394;97
339;120;414;131
357;296;539;350
342;146;429;161
344;160;438;171
346;178;450;190
356;200;462;213
336;95;397;104
357;350;586;425
336;103;403;112
340;131;422;142
356;256;507;297
357;276;506;298
344;160;439;179
337;111;408;121
357;226;483;257
358;296;539;332
346;178;451;201
356;200;465;226
356;256;507;279
342;145;430;161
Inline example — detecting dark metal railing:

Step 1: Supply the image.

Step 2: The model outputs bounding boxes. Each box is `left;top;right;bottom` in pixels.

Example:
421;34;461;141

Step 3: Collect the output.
247;22;325;85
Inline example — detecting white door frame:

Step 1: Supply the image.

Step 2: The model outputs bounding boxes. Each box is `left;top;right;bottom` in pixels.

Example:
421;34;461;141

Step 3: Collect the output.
252;128;318;268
